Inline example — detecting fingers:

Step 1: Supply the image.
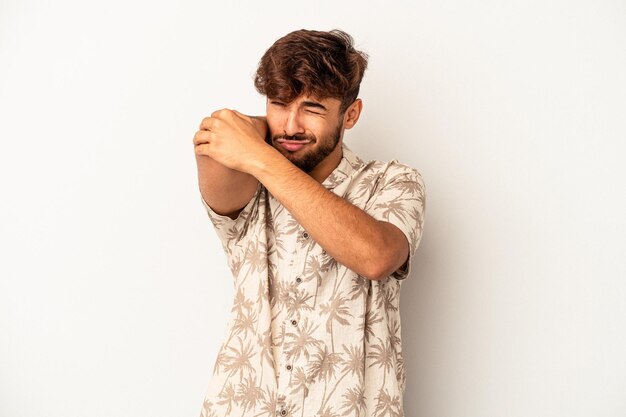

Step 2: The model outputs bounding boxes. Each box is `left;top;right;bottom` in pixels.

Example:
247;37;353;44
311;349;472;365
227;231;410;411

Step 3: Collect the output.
211;108;236;119
195;108;250;146
193;129;212;146
230;109;249;121
199;116;216;131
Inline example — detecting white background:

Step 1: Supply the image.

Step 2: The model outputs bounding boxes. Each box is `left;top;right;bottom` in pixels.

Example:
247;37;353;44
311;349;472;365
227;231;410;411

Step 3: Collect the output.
1;1;625;416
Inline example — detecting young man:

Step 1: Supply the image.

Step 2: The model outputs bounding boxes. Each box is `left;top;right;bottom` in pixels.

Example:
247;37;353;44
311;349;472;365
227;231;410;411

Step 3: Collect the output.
193;29;426;417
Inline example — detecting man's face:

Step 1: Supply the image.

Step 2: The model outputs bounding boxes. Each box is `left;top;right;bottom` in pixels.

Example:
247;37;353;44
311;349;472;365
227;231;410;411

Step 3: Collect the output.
266;94;345;173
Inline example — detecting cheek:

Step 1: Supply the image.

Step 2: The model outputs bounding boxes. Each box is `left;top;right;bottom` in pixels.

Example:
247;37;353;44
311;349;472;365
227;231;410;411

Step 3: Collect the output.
265;117;279;135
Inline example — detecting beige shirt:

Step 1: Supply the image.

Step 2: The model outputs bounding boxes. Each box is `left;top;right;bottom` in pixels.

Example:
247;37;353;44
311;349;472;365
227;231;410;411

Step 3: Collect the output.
199;142;426;417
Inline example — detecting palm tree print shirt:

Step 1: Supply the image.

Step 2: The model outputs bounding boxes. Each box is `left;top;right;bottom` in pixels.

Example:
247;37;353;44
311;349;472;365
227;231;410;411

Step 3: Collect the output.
199;142;426;417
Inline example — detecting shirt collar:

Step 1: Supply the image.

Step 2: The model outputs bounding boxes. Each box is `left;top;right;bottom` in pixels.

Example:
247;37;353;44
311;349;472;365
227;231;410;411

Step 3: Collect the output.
321;142;365;190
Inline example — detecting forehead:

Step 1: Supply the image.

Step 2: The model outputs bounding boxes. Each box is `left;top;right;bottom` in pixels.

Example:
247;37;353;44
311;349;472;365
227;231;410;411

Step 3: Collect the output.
270;94;341;110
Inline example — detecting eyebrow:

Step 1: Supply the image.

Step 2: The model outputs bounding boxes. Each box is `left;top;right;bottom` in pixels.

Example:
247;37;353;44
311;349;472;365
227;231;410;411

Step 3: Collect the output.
301;101;328;112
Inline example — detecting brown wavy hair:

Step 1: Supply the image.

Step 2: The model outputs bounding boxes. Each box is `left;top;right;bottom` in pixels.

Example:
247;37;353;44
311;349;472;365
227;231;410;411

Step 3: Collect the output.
254;29;369;115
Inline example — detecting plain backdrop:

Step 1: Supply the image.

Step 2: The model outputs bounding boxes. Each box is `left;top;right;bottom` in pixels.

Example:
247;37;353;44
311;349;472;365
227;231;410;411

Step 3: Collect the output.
1;1;625;416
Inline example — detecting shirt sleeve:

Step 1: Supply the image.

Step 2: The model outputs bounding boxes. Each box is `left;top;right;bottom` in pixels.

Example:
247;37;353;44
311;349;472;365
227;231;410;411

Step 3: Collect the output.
364;162;426;280
200;182;263;251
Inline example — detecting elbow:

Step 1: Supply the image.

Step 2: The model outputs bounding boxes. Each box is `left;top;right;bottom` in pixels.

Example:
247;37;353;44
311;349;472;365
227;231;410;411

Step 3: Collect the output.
364;248;400;281
367;259;396;281
366;223;409;280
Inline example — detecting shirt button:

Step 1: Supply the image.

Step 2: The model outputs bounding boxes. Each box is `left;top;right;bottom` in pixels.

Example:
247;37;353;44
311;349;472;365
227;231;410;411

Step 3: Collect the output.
321;249;326;255
302;231;309;239
295;276;302;283
291;319;297;326
286;365;292;371
281;410;287;416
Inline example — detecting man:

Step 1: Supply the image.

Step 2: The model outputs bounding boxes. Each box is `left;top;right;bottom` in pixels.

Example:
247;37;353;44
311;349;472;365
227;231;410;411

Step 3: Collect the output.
193;29;426;417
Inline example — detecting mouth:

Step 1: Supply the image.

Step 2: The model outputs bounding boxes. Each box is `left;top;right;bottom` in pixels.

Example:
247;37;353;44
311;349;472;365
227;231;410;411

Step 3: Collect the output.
276;139;311;152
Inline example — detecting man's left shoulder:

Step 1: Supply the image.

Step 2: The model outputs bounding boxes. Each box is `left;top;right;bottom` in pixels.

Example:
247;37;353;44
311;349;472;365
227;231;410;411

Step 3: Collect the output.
368;157;425;188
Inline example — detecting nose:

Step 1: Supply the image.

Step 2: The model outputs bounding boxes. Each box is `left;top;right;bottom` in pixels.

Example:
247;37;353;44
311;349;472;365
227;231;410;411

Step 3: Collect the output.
283;108;305;137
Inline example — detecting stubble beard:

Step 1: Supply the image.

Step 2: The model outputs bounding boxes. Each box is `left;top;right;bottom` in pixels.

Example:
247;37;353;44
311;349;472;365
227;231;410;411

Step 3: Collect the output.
272;120;344;173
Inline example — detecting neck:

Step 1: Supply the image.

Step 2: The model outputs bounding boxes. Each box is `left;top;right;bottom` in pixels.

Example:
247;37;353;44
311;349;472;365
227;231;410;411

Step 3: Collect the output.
310;140;344;184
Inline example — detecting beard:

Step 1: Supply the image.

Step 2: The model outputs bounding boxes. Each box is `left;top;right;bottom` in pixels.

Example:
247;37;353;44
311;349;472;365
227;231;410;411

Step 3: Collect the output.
271;119;344;173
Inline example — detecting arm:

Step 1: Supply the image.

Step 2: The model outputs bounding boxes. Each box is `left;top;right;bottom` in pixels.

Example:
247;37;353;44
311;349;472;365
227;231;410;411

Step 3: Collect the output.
248;149;409;280
197;109;408;280
193;114;267;219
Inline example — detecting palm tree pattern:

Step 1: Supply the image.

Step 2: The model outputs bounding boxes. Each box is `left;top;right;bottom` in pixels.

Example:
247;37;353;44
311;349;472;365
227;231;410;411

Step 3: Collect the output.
199;142;426;417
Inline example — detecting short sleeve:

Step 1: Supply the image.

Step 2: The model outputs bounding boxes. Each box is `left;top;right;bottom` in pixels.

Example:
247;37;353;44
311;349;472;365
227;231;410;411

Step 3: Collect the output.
200;182;263;249
364;163;426;280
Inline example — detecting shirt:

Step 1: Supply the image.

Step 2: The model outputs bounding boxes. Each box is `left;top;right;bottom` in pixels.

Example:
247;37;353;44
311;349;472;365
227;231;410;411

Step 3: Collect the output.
199;142;426;417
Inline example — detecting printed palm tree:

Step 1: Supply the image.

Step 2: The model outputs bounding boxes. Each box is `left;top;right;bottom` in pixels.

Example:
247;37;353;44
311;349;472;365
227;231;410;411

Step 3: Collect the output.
287;288;314;317
229;253;244;277
318;405;340;417
358;309;383;344
396;176;421;194
255;270;271;335
283;217;302;245
268;222;289;260
231;308;257;341
355;171;382;197
367;336;394;387
387;319;401;349
236;375;265;417
289;366;309;417
222;222;240;242
394;353;406;393
268;268;282;310
276;281;296;312
319;344;364;411
220;335;255;394
304;253;332;303
372;198;412;225
222;289;255;347
212;342;229;375
383;289;399;315
320;290;353;352
257;327;275;384
368;336;396;415
373;280;388;312
373;388;402;417
199;399;219;417
283;316;322;362
308;345;341;414
340;386;366;417
348;273;369;300
241;239;268;285
217;382;238;415
253;387;280;417
256;267;269;301
232;287;254;315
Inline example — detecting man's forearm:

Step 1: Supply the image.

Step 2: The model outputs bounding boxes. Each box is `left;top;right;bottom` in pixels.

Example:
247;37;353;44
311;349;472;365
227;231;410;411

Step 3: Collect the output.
247;147;398;280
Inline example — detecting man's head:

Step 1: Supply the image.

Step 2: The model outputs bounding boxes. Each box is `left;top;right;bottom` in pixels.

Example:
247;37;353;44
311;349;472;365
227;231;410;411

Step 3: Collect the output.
254;29;368;174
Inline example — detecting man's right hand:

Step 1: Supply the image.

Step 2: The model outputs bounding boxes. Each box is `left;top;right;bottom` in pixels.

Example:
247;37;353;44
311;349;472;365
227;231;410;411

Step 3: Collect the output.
194;110;265;217
248;115;270;144
194;109;274;173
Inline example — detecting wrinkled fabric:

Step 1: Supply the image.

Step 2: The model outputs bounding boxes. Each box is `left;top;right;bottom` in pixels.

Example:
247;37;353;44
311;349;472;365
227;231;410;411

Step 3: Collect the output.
199;142;426;417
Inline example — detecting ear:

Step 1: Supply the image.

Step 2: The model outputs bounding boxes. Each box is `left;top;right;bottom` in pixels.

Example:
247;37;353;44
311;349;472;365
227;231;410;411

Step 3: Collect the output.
343;98;363;130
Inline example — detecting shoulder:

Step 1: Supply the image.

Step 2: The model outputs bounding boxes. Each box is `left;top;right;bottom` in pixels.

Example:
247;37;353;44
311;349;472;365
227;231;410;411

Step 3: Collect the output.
355;155;425;189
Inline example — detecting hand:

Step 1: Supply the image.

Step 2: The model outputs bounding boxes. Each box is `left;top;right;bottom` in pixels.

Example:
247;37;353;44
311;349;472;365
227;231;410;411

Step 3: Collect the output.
249;115;270;143
193;109;271;173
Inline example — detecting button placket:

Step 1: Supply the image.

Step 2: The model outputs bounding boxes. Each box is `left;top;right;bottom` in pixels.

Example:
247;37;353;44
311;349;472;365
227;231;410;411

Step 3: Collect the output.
278;227;311;413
